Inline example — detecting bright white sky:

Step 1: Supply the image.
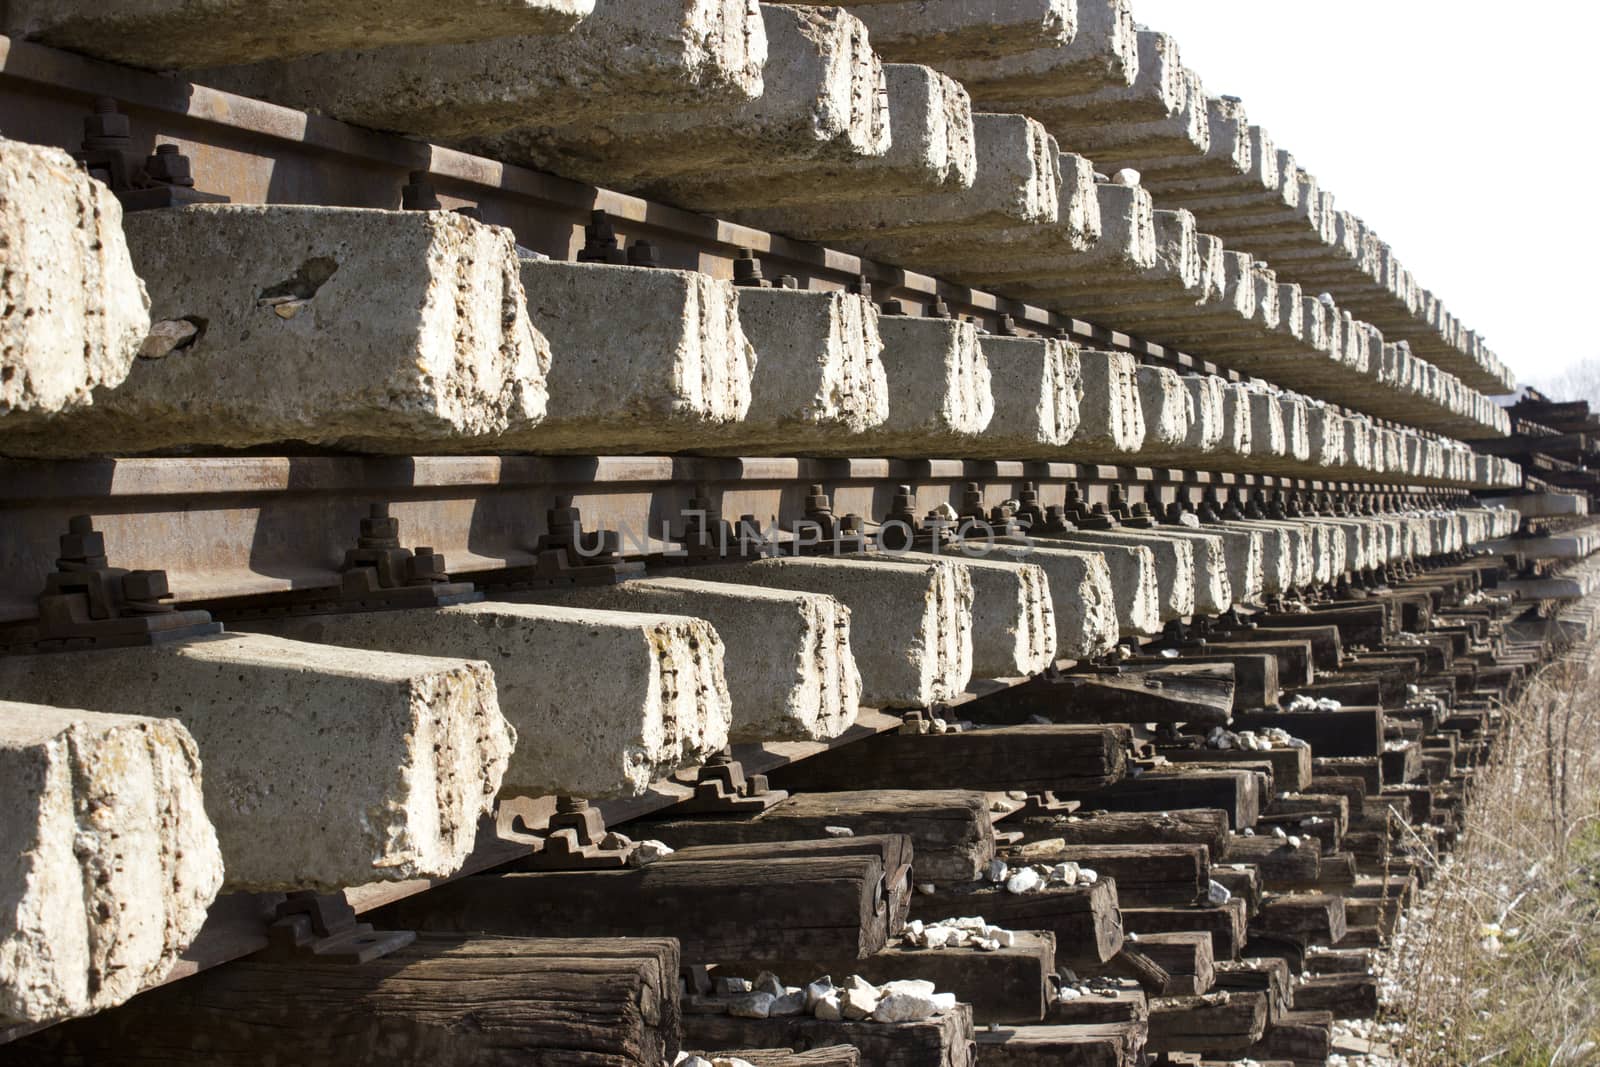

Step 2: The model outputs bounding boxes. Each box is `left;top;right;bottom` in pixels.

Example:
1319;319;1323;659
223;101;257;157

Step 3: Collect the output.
1124;0;1600;393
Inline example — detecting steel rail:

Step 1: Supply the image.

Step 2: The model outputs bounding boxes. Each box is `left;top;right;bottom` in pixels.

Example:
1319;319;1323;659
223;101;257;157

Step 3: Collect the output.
0;453;1465;624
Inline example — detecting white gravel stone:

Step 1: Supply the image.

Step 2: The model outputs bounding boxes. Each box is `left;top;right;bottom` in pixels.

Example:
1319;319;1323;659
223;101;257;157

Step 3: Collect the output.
1005;867;1043;894
873;981;940;1023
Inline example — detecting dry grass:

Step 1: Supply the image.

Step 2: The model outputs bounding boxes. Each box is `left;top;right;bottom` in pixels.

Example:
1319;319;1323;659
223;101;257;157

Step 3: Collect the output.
1378;637;1600;1065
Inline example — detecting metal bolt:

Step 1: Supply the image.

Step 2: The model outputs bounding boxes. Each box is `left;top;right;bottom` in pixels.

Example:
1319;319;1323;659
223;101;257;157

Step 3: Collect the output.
626;239;661;269
58;515;106;562
732;249;772;288
145;144;195;187
121;570;171;602
576;210;626;264
82;98;131;151
401;171;442;211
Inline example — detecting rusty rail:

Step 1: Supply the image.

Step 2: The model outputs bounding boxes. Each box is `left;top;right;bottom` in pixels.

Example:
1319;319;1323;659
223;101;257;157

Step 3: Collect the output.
0;453;1465;624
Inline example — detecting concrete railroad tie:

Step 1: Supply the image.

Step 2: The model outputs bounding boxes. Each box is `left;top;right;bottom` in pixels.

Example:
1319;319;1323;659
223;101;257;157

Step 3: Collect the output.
0;702;223;1027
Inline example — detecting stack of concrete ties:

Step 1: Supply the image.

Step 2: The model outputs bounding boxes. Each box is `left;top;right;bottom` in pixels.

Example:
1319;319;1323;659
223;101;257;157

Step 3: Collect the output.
785;0;1076;65
1503;552;1600;603
1192;179;1511;392
0;136;1509;488
860;169;1503;441
463;5;899;206
191;0;768;151
732;110;1065;255
679;554;977;707
1482;523;1600;563
2;0;595;69
758;0;1518;409
1;203;553;457
1104;116;1510;392
0;634;518;894
1042;198;1504;440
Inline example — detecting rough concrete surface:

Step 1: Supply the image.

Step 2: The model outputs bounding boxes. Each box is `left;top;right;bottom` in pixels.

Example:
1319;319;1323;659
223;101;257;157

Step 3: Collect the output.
1068;349;1145;456
984;541;1122;658
1134;364;1193;449
246;602;731;798
815;0;1073;64
7;0;594;69
1225;520;1295;596
733;111;1059;244
0;139;149;423
0;702;222;1027
1009;28;1185;133
510;258;754;453
1219;381;1254;456
687;555;974;708
939;0;1137;101
851;315;993;455
0;634;513;892
490;5;889;201
614;59;968;212
971;334;1081;457
197;0;765;139
1044;528;1196;623
1247;390;1287;458
517;576;859;743
5;205;547;457
1032;536;1161;637
900;550;1057;677
719;286;886;453
1182;375;1228;454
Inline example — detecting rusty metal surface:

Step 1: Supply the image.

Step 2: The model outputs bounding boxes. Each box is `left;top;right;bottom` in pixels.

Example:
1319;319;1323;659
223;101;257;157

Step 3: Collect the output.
0;454;1461;624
